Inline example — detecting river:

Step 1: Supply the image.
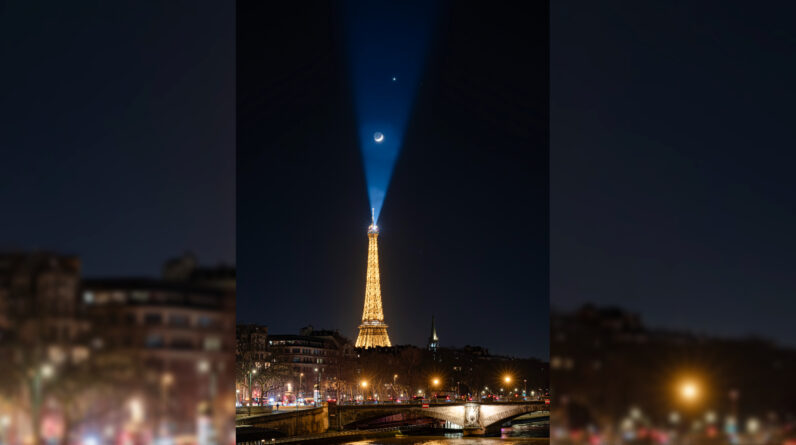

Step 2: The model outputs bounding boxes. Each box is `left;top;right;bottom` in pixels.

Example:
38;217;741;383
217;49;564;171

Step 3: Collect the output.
343;420;549;444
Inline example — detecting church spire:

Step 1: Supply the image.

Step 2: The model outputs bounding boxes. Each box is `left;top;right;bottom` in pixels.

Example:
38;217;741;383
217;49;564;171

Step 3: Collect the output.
428;315;439;352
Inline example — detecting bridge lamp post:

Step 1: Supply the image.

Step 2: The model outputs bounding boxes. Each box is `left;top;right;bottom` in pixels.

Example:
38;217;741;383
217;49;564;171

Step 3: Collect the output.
360;380;368;403
393;374;398;400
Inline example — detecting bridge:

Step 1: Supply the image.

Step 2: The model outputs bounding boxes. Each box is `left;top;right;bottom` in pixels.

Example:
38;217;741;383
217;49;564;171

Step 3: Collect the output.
236;401;547;438
332;401;547;434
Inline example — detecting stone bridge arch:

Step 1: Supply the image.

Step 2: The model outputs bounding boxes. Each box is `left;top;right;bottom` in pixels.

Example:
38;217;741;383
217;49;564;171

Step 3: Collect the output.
334;402;546;433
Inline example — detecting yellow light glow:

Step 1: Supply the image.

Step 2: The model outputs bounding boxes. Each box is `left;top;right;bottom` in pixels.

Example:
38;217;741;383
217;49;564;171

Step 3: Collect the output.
678;379;701;403
432;378;440;386
361;380;368;388
504;375;511;383
161;372;174;386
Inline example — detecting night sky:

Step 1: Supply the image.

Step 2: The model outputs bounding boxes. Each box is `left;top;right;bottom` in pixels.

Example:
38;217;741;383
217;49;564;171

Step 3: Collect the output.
552;1;796;346
0;2;235;277
238;1;549;359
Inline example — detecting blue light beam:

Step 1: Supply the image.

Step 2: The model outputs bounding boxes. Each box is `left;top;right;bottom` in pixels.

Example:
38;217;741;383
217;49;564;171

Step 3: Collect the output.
346;0;437;224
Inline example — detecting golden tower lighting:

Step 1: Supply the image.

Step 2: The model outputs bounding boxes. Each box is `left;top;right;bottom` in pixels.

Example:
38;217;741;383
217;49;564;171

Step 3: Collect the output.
355;208;392;348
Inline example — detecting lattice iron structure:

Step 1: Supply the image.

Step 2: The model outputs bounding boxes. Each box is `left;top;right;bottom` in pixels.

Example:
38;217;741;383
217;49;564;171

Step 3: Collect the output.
355;213;392;348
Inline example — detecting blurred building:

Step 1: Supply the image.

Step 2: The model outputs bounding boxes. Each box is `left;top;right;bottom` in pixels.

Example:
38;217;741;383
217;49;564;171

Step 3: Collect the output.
0;252;91;445
82;255;235;438
551;304;796;433
0;252;88;351
0;251;235;445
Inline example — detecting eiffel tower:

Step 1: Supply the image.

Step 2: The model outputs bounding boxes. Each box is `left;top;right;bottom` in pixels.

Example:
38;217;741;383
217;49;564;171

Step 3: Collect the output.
355;209;392;348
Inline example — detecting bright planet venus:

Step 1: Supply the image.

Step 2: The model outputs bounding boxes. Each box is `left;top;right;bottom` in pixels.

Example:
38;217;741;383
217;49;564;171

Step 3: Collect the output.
374;132;384;143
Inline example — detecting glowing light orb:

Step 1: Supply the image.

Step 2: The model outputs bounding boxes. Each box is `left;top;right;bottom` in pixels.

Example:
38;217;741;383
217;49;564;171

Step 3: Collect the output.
680;381;699;400
373;132;384;143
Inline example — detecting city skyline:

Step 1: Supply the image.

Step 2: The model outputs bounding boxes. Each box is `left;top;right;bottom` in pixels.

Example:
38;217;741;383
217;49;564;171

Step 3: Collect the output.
237;1;549;359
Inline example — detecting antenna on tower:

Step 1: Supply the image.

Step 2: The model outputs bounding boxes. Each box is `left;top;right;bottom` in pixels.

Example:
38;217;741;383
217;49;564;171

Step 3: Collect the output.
371;207;376;225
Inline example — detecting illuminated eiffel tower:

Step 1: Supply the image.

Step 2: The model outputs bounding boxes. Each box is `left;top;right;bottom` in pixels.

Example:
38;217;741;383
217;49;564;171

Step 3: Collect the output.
355;209;392;348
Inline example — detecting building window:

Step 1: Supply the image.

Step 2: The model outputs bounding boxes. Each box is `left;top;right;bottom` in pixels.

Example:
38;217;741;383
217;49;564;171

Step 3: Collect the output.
204;336;221;351
145;334;164;348
198;315;215;328
144;313;162;325
171;338;194;350
169;314;190;327
131;291;149;302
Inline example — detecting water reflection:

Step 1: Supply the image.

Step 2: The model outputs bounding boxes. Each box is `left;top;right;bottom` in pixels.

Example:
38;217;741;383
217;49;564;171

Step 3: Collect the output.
346;438;548;445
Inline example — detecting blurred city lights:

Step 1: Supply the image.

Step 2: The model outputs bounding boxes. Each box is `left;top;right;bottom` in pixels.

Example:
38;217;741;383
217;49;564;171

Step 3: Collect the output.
677;379;701;404
197;359;210;373
746;417;760;433
41;363;55;379
705;410;717;423
128;398;144;424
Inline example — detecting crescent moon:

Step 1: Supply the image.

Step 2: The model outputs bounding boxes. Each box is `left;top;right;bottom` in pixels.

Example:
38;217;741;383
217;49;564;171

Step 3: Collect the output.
374;132;384;143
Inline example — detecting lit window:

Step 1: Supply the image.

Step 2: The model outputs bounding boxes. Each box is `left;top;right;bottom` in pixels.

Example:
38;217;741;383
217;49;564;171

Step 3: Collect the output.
204;336;221;351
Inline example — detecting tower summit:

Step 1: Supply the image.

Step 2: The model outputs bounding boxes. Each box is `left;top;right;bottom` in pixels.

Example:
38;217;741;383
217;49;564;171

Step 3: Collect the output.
355;209;392;348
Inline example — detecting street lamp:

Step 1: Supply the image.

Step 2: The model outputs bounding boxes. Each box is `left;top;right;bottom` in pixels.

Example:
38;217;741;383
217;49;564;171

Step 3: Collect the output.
431;377;440;402
360;380;368;403
679;380;700;403
33;362;55;429
393;374;398;400
247;369;257;415
314;368;320;405
298;372;304;404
